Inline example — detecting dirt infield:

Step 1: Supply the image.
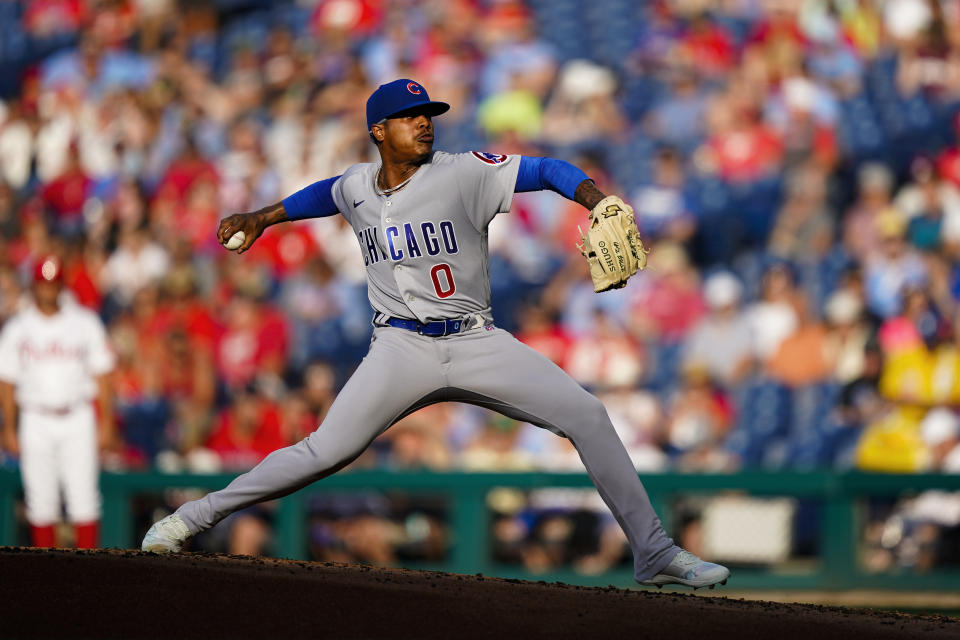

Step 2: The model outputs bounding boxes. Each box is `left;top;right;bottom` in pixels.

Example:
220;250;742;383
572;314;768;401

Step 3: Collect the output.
0;548;956;639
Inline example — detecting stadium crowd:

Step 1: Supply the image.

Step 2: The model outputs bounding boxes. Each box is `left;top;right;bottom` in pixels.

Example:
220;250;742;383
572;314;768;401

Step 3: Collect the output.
2;0;960;569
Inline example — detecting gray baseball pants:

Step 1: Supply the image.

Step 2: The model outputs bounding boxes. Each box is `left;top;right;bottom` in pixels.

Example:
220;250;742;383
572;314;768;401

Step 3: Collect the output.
176;325;680;581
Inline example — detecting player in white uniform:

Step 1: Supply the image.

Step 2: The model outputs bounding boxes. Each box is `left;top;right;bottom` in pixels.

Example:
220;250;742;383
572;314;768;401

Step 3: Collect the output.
0;256;116;548
143;80;729;588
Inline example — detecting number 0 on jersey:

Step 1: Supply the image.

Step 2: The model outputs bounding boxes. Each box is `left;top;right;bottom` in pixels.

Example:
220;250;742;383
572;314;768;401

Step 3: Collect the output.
430;263;456;298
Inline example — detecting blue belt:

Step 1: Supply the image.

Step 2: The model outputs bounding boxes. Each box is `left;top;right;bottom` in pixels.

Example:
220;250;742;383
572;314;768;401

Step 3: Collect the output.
384;316;464;337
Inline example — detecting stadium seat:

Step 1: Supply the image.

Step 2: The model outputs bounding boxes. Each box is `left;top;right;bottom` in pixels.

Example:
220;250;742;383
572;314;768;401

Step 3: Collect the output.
724;378;793;467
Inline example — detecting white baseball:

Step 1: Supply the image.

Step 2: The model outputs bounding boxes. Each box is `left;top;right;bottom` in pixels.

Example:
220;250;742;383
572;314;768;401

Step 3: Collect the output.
223;230;245;251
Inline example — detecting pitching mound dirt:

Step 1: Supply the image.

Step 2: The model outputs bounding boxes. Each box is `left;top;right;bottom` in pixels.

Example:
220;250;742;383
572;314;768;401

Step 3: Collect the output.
0;547;956;639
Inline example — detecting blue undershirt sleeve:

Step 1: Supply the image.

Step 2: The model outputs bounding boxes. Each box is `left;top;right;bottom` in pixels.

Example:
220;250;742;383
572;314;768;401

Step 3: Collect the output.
515;156;590;201
281;175;342;220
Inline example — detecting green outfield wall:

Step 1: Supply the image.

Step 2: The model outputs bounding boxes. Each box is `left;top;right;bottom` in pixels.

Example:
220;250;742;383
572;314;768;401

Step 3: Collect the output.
2;469;959;590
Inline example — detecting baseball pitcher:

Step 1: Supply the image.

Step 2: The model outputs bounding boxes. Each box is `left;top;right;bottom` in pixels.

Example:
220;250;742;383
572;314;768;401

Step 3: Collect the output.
143;79;729;588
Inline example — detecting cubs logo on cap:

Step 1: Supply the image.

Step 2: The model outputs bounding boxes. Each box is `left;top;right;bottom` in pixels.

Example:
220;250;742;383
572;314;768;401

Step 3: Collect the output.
366;79;450;130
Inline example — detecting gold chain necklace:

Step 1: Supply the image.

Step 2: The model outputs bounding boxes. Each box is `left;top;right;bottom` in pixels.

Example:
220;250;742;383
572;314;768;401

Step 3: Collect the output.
375;166;415;196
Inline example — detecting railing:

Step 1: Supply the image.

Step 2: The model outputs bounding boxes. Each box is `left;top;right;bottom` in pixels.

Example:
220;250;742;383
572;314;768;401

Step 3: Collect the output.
2;468;960;590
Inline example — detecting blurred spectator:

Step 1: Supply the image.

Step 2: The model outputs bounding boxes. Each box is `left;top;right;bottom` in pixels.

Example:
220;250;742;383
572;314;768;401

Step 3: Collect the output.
215;292;289;394
630;147;696;242
839;0;883;60
599;387;668;472
280;255;348;369
541;60;625;145
565;310;645;390
843;162;898;264
0;102;38;190
894;157;960;253
110;313;169;467
380;404;454;471
698;83;784;183
806;10;864;90
878;284;950;405
921;408;960;471
218;119;280;214
823;289;875;386
278;391;318;447
24;0;86;38
767;306;833;388
675;10;736;78
101;224;170;309
252;223;319;280
683;271;753;386
745;262;802;364
0;179;19;240
205;387;288;471
301;360;337;423
477;85;543;141
515;304;571;368
40;142;91;236
460;415;535;471
644;67;709;151
665;364;736;472
855;405;928;473
768;163;835;262
864;213;929;319
766;74;839;170
478;1;556;99
625;242;704;345
935;114;960;190
0;266;24;325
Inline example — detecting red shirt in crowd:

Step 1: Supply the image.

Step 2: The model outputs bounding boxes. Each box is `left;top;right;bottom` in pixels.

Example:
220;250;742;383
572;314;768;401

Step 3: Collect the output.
216;301;290;389
631;277;706;343
517;324;572;368
41;166;91;219
708;124;784;182
246;225;318;278
207;402;288;470
156;154;218;202
679;20;736;75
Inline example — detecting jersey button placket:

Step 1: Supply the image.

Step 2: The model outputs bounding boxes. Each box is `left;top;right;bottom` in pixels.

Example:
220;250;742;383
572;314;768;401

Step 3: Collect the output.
382;197;415;311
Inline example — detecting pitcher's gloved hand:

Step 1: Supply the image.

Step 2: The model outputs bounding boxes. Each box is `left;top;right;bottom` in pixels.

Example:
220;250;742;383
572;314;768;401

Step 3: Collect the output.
577;195;649;293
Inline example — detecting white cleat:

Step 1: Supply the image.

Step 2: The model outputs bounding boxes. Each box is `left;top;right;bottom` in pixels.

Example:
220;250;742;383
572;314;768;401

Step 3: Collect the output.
141;514;191;554
639;550;730;589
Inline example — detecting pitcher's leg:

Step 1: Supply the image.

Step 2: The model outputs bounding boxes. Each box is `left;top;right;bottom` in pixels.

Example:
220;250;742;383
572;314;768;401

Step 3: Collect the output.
447;329;680;581
176;329;445;534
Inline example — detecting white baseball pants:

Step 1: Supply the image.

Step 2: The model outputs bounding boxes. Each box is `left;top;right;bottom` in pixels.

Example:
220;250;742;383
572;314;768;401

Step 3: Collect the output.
19;404;101;525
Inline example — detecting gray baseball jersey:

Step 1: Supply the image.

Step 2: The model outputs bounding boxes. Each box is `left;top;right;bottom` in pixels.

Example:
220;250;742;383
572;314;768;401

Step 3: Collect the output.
332;150;517;324
174;150;680;582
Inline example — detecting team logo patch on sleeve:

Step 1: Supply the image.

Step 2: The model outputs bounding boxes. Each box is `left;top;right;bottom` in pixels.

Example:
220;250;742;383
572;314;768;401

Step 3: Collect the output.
471;151;508;165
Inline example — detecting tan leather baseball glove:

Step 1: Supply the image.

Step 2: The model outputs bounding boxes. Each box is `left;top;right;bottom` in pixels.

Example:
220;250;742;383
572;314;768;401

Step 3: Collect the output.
577;195;649;293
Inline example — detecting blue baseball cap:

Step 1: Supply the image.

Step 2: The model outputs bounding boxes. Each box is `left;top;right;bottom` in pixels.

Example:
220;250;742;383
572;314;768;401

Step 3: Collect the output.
366;79;450;130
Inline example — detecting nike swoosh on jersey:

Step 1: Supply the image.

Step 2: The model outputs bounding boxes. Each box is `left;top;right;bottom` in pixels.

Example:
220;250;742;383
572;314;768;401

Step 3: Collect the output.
353;200;364;207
